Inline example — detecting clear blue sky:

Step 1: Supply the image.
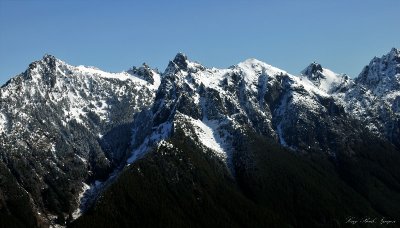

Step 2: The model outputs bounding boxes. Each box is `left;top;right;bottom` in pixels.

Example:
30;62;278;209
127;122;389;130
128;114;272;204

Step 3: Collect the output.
1;0;399;84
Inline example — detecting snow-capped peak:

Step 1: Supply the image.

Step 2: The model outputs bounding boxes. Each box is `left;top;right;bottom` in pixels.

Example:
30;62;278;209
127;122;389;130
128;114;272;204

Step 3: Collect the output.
389;47;400;58
301;62;347;93
27;54;57;72
163;52;190;73
39;54;70;70
356;47;400;94
236;58;288;76
42;53;57;62
173;52;189;70
229;58;288;88
19;54;162;89
301;62;323;79
127;63;160;85
164;53;206;76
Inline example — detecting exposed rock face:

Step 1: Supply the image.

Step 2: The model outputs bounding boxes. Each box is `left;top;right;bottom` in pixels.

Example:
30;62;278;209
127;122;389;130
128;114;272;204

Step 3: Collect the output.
0;48;400;227
334;48;400;146
356;48;400;92
0;55;160;225
127;63;158;84
128;55;373;167
301;62;351;94
71;50;400;227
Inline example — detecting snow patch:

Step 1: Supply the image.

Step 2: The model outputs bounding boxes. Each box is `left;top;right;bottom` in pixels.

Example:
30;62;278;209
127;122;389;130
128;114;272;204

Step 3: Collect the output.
0;113;7;133
190;118;228;159
76;154;87;164
318;68;343;92
71;182;90;220
127;121;173;164
75;65;147;83
237;58;287;83
157;140;174;149
151;71;162;89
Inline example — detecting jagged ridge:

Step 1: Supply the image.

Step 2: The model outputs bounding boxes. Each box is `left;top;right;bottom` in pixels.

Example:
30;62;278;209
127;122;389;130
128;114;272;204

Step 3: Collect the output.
0;48;399;227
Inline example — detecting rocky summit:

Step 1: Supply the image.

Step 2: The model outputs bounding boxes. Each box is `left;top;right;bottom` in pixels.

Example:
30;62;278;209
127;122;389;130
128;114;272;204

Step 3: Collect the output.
1;48;400;227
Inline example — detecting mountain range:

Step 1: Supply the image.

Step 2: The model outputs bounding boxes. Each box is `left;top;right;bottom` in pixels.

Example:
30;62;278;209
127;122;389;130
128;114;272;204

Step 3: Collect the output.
0;48;399;227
